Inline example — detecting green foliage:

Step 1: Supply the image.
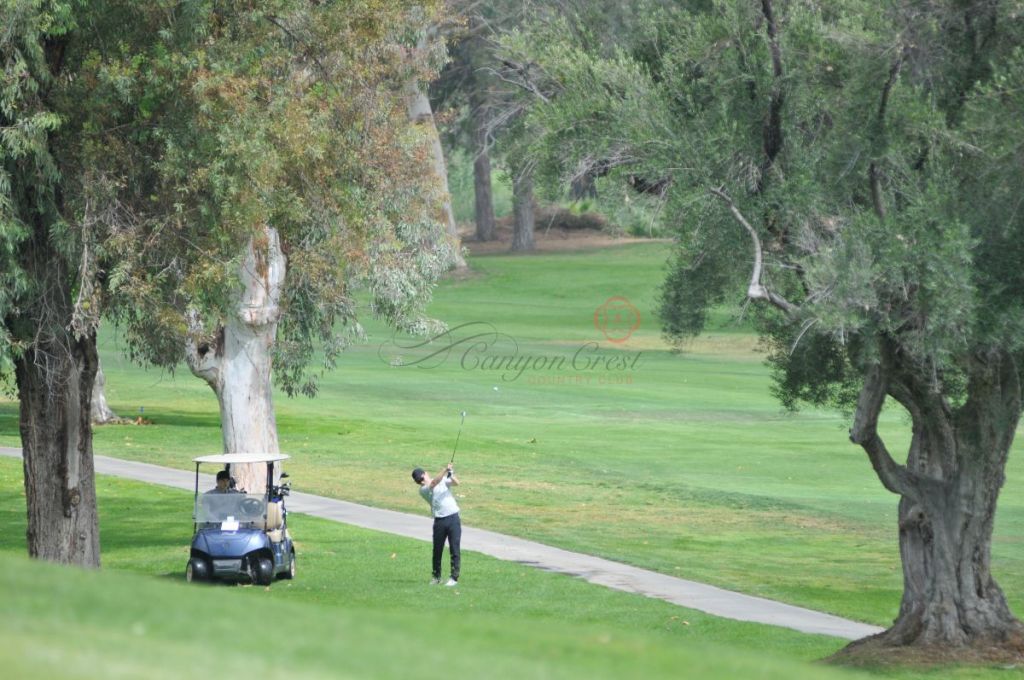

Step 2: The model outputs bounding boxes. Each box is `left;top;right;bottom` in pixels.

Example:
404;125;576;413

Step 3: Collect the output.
659;202;737;340
446;146;513;222
1;0;456;397
0;1;76;372
501;0;1024;410
959;45;1024;351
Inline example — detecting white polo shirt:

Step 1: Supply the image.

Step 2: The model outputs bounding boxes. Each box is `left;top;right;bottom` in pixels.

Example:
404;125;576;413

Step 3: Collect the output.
420;477;460;518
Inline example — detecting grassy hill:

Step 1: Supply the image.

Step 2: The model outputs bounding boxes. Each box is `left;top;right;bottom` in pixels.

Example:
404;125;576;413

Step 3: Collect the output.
0;458;1007;680
0;458;861;680
1;242;1023;676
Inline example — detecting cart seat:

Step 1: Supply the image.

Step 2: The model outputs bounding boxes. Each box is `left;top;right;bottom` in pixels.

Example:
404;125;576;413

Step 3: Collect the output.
263;500;284;531
268;528;290;544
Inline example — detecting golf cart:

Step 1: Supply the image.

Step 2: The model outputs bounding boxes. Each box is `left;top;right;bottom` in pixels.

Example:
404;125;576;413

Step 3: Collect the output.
185;453;296;585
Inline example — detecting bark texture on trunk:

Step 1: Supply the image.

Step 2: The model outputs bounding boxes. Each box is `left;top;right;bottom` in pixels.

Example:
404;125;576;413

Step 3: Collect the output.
407;33;467;269
187;226;285;494
472;146;496;242
10;32;101;568
847;345;1023;656
570;173;597;200
467;51;496;242
17;331;101;567
90;360;120;424
511;169;535;253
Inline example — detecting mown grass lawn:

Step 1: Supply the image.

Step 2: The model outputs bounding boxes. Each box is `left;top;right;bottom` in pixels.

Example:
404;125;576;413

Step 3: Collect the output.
0;457;1015;680
1;242;1022;631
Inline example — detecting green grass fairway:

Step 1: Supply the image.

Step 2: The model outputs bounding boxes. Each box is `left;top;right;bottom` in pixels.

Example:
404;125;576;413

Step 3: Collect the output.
0;457;1014;680
1;242;1022;631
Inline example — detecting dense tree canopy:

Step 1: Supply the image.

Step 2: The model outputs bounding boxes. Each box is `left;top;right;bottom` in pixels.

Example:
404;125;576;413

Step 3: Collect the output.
3;0;456;397
1;0;455;562
69;1;454;396
501;0;1024;659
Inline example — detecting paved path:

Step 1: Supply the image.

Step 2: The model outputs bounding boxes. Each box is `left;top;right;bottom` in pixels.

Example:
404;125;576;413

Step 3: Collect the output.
1;447;883;640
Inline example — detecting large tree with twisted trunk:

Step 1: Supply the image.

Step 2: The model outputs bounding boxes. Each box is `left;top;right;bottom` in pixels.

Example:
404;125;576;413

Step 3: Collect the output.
502;0;1024;661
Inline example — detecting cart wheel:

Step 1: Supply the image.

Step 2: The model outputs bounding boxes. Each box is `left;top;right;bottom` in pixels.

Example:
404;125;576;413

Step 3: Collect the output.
278;549;296;580
186;558;209;583
254;556;274;585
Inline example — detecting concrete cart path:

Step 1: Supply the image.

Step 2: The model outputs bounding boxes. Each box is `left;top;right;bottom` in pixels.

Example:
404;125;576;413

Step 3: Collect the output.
0;447;883;641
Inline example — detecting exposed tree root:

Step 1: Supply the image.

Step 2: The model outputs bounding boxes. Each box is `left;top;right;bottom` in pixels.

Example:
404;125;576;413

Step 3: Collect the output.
827;628;1024;669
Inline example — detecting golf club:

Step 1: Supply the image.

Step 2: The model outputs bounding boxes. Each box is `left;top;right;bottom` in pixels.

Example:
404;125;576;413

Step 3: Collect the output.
448;410;466;477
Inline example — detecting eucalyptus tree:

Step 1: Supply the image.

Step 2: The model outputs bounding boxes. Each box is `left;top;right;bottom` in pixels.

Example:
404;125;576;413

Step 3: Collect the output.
432;7;500;241
90;362;119;425
92;2;457;492
1;0;454;561
502;0;1024;659
408;19;468;269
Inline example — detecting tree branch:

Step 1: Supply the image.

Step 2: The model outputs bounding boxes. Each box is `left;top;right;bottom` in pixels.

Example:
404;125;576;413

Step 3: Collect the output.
184;308;220;388
850;362;920;498
487;58;553;103
761;0;783;80
868;163;886;220
886;375;923;423
1000;351;1022;418
869;44;909;220
877;46;907;123
759;0;785;179
265;15;332;88
709;187;797;316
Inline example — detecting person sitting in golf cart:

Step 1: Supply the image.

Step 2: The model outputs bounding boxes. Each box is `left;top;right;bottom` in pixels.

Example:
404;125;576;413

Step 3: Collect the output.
206;470;239;494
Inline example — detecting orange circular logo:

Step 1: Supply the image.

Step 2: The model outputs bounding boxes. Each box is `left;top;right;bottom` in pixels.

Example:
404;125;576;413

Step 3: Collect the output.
594;296;641;344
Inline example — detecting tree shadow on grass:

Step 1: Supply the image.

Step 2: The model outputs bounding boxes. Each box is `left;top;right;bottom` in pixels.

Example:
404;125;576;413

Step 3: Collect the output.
101;516;191;551
100;483;193;547
0;402;18;439
0;503;190;561
0;403;221;439
100;408;222;430
0;509;27;553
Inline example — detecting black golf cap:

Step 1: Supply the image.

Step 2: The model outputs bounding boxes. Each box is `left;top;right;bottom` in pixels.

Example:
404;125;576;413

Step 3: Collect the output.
411;467;426;483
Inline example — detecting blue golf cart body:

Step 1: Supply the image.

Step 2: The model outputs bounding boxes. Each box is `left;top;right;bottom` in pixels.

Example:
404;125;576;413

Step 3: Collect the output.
185;453;296;585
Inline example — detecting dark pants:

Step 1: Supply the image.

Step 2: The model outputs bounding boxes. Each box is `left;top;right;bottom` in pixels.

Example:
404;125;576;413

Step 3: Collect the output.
432;513;461;580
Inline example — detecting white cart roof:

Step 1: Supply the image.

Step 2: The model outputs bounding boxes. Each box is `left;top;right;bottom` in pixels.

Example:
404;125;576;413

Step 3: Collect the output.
192;453;290;464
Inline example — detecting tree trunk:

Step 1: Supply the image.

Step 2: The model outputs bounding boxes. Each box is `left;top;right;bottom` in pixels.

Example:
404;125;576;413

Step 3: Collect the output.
888;485;1018;647
187;226;285;494
90;360;120;425
473;146;496;242
408;33;467;269
511;168;536;253
467;46;496;242
7;25;101;568
570;173;597;200
845;348;1024;660
17;332;101;567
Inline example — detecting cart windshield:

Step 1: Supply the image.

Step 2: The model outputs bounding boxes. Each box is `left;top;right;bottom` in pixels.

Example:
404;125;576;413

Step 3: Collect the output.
194;493;268;526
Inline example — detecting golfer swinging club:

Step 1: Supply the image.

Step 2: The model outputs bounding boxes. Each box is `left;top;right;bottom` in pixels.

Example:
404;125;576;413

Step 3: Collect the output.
411;462;461;586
